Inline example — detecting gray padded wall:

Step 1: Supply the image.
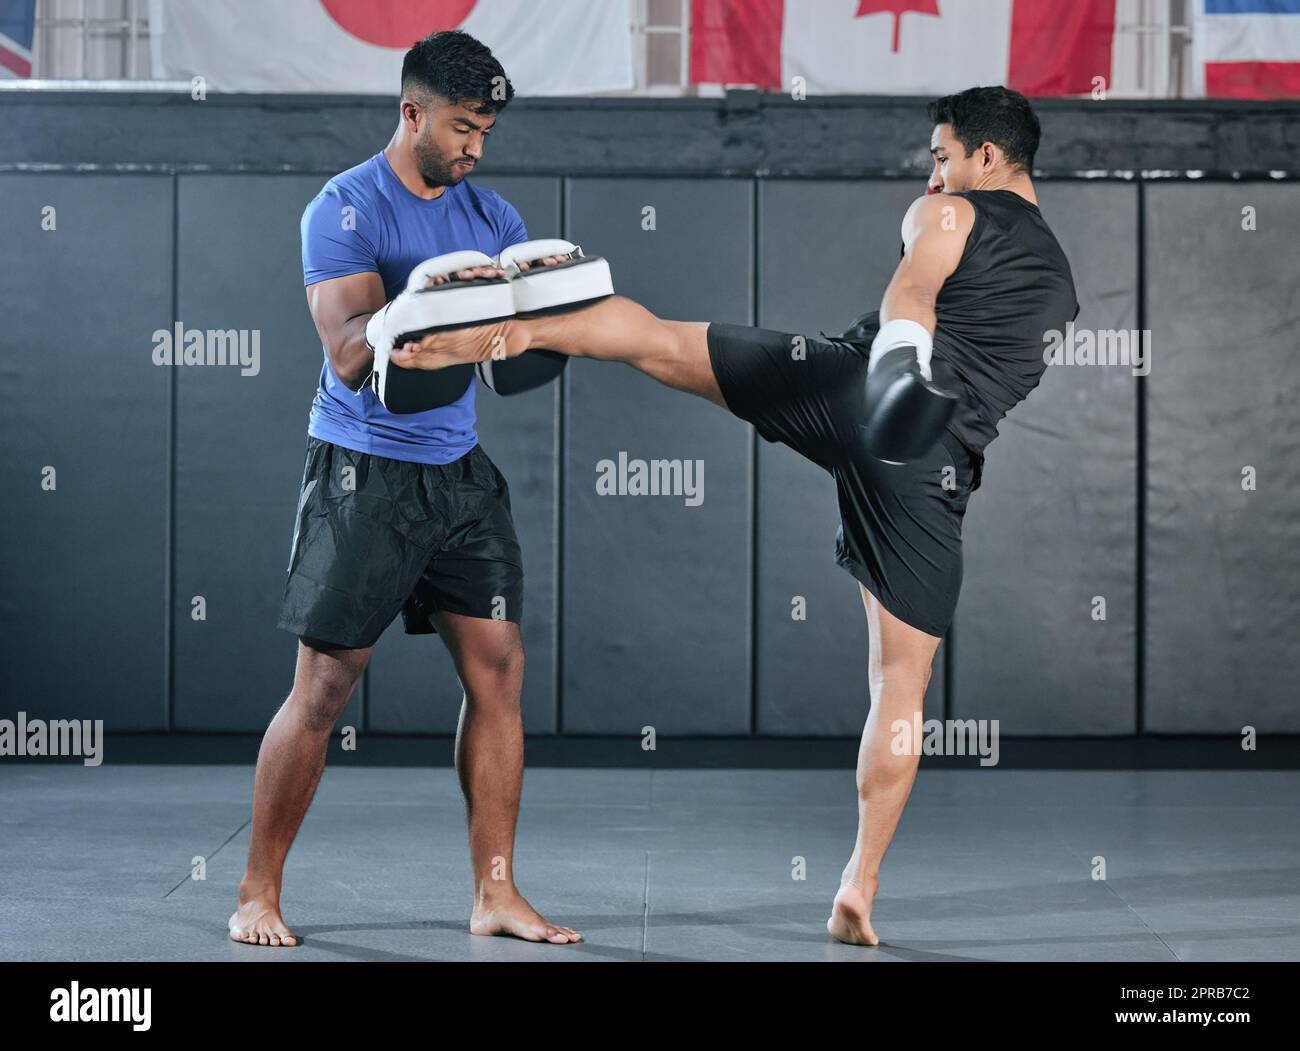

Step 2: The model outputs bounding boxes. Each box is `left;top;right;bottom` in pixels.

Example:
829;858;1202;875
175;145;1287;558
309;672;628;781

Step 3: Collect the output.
561;178;753;733
1145;183;1300;732
9;163;1294;740
173;174;335;731
954;183;1139;734
1;174;172;729
756;180;945;734
367;175;563;734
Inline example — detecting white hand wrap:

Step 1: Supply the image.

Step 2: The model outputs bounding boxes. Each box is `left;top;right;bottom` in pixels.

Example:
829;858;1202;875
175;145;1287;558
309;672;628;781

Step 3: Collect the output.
869;318;934;381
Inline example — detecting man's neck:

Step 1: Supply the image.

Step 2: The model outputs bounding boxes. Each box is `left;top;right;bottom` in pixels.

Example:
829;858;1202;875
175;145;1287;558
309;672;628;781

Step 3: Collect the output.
971;171;1037;206
383;133;446;201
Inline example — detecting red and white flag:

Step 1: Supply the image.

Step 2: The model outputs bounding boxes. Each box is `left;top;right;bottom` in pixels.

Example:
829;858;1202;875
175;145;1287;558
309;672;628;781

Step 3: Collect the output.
691;0;1116;96
148;0;634;95
1194;0;1300;99
0;0;35;79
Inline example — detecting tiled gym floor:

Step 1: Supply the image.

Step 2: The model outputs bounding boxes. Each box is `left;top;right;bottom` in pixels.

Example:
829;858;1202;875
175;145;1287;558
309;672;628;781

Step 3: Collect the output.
2;765;1297;961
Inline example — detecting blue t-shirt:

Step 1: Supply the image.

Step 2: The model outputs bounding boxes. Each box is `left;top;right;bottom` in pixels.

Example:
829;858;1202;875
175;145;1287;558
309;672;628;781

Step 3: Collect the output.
301;151;528;464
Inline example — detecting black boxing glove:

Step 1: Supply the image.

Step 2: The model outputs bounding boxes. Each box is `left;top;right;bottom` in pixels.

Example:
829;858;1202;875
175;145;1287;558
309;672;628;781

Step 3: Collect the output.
862;319;957;465
836;309;879;347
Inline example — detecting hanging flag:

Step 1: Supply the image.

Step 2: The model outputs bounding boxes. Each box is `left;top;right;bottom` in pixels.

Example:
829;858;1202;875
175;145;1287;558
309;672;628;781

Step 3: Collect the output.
148;0;634;95
690;0;1116;97
0;0;35;79
1194;0;1300;98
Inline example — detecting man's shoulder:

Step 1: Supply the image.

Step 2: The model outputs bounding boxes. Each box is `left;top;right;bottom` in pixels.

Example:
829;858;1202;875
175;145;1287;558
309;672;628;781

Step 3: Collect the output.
302;156;390;237
903;192;976;241
311;154;384;206
457;178;516;216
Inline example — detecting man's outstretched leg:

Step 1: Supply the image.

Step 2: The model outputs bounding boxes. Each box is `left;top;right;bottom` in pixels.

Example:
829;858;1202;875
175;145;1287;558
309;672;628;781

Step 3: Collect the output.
393;290;867;467
827;588;941;946
525;298;722;403
391;295;727;408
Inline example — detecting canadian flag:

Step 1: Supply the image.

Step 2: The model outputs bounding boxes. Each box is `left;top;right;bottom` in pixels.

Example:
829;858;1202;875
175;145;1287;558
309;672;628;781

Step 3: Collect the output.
691;0;1117;96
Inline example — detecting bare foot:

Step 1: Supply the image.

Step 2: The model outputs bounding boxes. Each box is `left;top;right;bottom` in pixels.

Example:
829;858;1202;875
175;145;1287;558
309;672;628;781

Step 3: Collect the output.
827;874;880;946
390;317;528;370
229;884;299;947
470;891;581;944
391;255;568;371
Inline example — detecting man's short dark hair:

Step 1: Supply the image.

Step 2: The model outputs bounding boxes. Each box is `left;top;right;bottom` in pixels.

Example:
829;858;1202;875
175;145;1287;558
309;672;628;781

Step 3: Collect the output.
927;86;1040;172
401;30;514;114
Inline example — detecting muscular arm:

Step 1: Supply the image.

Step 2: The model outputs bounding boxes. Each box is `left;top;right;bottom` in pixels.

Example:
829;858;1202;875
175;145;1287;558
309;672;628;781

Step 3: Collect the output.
304;271;387;391
879;193;974;334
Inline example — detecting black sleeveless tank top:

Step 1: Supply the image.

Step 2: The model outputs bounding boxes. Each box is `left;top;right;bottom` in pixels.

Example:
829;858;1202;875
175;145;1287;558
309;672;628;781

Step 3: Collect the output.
839;189;1079;459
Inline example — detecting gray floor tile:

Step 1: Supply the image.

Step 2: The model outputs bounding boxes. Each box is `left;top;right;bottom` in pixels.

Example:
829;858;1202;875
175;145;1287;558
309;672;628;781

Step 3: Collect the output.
1;765;1295;961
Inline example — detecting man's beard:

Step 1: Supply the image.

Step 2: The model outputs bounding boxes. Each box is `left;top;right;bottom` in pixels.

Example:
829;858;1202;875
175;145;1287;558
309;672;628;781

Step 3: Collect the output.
413;136;466;189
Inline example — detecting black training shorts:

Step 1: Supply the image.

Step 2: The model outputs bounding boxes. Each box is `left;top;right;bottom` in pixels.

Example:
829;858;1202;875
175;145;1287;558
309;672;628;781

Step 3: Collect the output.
276;437;523;649
707;323;982;638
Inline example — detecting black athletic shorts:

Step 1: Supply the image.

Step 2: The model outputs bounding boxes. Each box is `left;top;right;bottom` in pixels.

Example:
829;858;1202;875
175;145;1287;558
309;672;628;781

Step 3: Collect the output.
707;323;983;637
276;436;524;649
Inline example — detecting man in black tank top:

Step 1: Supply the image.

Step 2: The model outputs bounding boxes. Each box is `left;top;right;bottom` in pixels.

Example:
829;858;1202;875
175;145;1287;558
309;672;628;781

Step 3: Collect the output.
842;186;1079;462
389;86;1079;948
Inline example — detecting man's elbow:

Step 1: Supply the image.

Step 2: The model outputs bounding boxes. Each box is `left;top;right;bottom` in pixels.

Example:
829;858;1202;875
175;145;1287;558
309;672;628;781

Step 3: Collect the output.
887;282;939;313
327;344;373;391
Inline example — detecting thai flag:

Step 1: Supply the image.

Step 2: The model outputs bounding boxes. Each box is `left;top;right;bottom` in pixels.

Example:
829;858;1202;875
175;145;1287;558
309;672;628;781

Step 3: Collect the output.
1196;0;1300;98
690;0;1117;97
0;0;35;79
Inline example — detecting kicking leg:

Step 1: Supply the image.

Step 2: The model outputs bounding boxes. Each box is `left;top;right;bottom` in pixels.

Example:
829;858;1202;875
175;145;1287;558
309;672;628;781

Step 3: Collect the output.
827;586;941;946
521;298;721;405
391;296;727;409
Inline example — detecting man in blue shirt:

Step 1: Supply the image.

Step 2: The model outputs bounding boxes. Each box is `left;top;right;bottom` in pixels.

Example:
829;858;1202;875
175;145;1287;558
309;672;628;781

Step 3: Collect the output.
230;30;580;949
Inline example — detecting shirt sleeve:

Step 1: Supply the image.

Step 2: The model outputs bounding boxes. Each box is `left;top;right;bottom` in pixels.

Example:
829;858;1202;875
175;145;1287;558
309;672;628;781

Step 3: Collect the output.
301;184;380;287
496;198;530;253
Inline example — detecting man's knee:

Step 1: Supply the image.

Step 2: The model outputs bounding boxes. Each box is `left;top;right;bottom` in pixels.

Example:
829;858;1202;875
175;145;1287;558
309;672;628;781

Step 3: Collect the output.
870;654;935;701
291;638;369;730
289;678;357;732
643;320;723;404
461;634;525;690
483;639;525;681
661;319;708;362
